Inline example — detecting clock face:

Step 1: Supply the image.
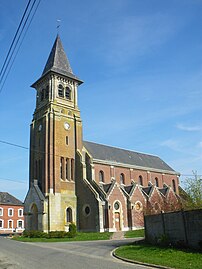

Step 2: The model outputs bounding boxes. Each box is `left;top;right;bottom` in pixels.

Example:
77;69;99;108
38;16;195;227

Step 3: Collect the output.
38;124;42;131
64;122;70;130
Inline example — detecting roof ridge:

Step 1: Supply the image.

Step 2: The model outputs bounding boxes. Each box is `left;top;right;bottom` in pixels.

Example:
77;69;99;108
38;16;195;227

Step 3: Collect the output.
84;140;160;158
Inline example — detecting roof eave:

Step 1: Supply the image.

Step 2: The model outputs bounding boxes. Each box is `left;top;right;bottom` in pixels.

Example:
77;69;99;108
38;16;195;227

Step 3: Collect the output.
31;70;83;89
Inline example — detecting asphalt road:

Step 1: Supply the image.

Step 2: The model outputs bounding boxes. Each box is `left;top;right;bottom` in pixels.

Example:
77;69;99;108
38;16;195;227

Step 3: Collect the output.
0;237;154;269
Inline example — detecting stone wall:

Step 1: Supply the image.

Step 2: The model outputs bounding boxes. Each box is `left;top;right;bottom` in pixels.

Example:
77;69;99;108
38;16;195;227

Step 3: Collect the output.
144;209;202;249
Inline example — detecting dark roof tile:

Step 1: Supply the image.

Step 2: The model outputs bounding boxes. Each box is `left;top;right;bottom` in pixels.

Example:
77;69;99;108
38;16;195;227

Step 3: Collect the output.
0;192;23;205
84;141;175;172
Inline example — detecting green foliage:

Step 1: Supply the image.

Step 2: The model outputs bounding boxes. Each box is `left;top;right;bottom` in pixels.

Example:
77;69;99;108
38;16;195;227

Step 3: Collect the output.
183;172;202;210
68;223;77;238
46;231;68;238
115;243;202;269
23;230;47;238
13;231;112;242
125;229;145;238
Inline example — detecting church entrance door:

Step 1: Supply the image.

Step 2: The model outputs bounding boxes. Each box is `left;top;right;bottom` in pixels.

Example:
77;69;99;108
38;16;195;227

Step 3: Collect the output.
115;212;121;231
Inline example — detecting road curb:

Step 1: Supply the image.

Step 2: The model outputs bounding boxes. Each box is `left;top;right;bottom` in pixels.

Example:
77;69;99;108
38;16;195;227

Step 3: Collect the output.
112;248;174;269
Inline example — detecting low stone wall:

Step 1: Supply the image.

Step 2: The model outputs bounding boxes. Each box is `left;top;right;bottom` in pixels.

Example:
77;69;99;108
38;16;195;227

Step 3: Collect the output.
144;209;202;249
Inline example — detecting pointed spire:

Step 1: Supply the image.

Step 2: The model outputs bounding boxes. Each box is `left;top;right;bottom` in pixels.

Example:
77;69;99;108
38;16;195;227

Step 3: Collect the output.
41;35;82;83
42;35;72;75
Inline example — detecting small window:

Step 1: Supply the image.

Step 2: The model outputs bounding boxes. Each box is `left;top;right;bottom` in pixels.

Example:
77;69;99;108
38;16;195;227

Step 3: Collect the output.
71;159;74;181
65;87;71;100
66;207;73;223
45;86;49;99
8;220;13;229
66;158;69;180
155;177;159;187
58;84;64;97
8;208;13;217
114;202;120;210
138;175;143;185
99;170;104;183
0;219;3;228
40;89;44;101
172;179;176;193
66;136;69;145
18;209;23;217
60;157;64;179
0;208;3;216
134;201;143;212
17;220;23;228
83;205;91;216
85;206;90;216
120;173;125;184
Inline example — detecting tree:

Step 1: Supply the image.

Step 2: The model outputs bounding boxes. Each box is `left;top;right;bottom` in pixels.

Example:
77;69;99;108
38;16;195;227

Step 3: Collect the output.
182;171;202;210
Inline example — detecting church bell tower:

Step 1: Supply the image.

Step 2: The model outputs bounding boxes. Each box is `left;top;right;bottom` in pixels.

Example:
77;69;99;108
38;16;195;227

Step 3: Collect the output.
24;35;83;232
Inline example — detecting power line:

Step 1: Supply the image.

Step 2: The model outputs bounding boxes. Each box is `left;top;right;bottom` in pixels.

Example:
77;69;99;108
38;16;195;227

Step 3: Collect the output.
0;177;26;184
0;138;201;178
0;0;42;92
0;0;42;93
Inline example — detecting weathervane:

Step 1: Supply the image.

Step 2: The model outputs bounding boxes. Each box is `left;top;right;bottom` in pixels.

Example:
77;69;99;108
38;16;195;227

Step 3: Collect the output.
57;19;61;34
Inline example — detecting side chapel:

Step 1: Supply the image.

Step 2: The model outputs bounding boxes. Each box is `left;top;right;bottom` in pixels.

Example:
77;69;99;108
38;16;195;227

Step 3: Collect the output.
24;35;182;232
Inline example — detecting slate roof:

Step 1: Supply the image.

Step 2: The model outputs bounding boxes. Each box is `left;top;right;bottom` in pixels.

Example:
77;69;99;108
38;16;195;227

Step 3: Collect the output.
142;186;152;196
124;185;134;195
159;187;169;196
84;141;176;173
0;192;23;206
34;35;83;85
102;183;113;194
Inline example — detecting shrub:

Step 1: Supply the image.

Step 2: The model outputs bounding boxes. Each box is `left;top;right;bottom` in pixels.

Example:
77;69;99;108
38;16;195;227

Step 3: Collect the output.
47;231;68;238
68;223;77;238
23;230;47;238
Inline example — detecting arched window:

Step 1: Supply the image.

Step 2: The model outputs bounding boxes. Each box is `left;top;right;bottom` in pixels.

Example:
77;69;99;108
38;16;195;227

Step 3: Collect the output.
65;87;71;100
58;84;64;97
66;207;73;223
99;170;104;182
138;175;143;185
120;173;125;184
40;89;45;101
45;86;49;99
172;179;176;192
0;219;3;228
155;177;159;187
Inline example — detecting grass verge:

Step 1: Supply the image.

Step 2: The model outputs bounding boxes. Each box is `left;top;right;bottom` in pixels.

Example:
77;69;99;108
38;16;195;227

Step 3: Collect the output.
13;232;112;242
124;229;144;238
115;243;202;269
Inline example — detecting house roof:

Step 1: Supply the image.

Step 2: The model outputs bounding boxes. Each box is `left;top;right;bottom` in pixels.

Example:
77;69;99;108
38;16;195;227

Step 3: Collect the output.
84;141;176;173
32;35;83;86
0;192;23;206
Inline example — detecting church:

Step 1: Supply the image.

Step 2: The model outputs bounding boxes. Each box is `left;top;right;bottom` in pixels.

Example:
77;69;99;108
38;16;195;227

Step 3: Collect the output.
24;35;182;232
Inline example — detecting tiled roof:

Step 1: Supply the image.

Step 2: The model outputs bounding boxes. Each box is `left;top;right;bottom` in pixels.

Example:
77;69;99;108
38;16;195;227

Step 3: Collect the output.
102;183;113;194
0;192;23;205
124;185;134;195
142;186;152;196
41;35;82;83
84;141;176;172
159;187;169;196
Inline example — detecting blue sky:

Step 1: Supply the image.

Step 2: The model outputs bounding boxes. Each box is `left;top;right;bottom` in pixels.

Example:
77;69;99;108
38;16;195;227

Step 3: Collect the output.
0;0;202;201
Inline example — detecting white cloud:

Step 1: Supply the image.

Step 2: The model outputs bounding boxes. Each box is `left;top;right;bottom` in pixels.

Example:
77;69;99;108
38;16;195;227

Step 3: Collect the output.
176;123;202;132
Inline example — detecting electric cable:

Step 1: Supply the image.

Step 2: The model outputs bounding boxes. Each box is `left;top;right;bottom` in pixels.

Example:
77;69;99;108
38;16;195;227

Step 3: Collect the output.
0;0;41;93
